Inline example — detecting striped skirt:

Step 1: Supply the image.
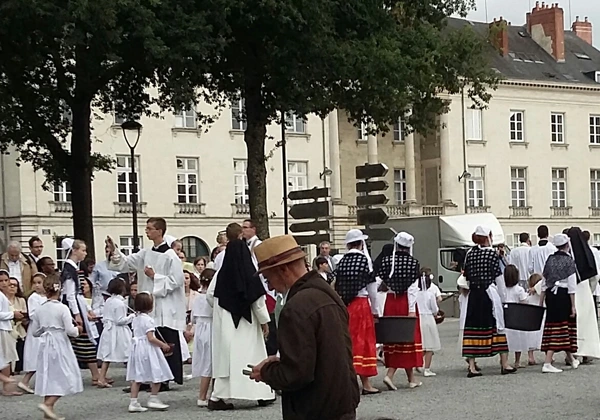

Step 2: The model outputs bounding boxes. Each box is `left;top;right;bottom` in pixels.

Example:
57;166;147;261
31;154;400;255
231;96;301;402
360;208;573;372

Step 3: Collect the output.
347;297;378;377
71;333;97;363
462;289;508;358
541;287;577;354
383;293;423;369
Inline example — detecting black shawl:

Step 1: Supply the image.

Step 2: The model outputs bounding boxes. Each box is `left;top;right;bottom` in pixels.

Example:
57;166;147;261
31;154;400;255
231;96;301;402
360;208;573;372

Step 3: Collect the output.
214;239;266;328
543;251;577;289
566;227;597;281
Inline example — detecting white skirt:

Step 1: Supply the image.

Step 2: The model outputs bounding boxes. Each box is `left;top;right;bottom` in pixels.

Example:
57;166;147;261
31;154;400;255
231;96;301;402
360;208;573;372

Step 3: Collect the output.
22;330;42;372
0;329;18;369
35;330;83;396
97;323;132;363
192;321;212;378
419;314;441;352
179;331;191;361
126;337;174;384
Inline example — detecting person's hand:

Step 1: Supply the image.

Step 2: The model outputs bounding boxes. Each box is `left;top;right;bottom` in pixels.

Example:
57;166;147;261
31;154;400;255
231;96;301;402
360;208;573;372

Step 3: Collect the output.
105;236;116;255
144;266;155;279
183;330;193;342
161;343;171;353
75;314;83;326
571;307;577;318
249;356;280;382
261;323;269;339
87;311;97;321
372;312;380;319
77;325;84;334
13;311;24;321
408;312;416;317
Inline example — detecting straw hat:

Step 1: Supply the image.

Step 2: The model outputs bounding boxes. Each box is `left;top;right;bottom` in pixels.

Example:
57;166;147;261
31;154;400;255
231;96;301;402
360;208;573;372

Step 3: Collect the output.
254;235;306;273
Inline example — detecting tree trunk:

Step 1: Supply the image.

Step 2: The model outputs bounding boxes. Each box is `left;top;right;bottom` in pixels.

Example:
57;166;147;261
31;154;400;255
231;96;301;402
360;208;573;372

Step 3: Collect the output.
69;99;96;259
244;79;270;240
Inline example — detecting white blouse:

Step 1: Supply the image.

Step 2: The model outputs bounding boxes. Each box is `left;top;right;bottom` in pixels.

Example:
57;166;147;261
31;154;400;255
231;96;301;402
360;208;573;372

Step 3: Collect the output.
541;273;577;294
30;300;79;338
0;292;14;332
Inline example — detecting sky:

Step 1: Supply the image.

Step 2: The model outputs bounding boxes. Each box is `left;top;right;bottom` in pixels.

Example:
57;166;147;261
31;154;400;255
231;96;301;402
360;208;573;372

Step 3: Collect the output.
468;0;600;46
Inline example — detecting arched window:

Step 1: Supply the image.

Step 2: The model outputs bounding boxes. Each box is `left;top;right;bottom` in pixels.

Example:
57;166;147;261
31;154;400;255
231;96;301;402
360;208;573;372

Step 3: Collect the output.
181;236;210;261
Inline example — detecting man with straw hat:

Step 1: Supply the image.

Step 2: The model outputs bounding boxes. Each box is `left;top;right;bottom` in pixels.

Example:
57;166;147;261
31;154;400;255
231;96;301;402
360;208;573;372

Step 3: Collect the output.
249;235;359;420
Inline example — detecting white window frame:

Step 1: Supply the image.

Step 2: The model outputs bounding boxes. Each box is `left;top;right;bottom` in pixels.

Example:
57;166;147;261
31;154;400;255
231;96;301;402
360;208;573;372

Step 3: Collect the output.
551;112;565;143
467;166;485;207
393;118;405;142
510;167;527;208
358;122;368;141
116;155;140;203
394;169;407;205
233;159;249;204
287;161;308;192
594;233;600;246
285;113;306;134
590;115;600;144
551;168;568;208
591;170;600;208
509;110;525;142
176;157;200;204
53;182;72;202
119;236;143;256
231;98;247;131
175;106;197;129
466;108;483;141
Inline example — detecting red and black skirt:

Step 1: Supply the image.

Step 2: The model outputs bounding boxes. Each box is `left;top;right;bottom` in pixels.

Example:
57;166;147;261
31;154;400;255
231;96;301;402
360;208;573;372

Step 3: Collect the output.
541;287;577;353
462;289;508;358
348;297;378;377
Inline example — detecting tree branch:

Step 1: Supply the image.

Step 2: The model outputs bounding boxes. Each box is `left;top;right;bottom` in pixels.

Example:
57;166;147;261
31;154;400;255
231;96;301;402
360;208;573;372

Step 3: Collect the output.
50;51;74;108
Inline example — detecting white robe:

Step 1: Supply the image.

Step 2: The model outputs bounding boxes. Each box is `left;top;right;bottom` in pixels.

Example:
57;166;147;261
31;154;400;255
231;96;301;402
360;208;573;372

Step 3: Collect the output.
575;279;600;358
108;247;186;331
23;293;47;372
207;274;274;400
97;295;134;363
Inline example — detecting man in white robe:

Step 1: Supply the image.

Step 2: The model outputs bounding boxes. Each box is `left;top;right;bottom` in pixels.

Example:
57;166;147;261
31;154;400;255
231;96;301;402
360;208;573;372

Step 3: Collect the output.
510;232;531;289
529;225;556;275
106;217;186;386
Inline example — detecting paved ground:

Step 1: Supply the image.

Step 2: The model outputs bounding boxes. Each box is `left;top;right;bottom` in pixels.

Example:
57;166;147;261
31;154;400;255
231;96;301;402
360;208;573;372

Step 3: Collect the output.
2;319;600;420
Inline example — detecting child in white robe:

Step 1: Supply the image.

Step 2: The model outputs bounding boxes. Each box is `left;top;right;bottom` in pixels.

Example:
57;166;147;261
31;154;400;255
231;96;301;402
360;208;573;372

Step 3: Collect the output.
503;265;530;367
416;271;441;377
97;278;134;388
0;269;23;395
19;273;47;394
192;268;215;407
126;292;173;413
525;273;544;365
31;274;83;420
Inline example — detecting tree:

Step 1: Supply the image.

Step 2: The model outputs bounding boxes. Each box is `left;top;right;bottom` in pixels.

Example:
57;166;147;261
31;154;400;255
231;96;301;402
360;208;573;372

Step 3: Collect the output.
189;0;497;239
0;0;225;257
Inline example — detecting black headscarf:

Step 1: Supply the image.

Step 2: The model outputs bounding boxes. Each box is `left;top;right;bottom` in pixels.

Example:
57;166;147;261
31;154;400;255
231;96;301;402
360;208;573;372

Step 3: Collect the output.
214;239;266;328
566;227;598;281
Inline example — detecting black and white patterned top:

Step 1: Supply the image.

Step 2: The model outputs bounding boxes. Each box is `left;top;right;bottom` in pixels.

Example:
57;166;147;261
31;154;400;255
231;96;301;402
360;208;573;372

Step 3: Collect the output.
464;246;502;290
334;252;375;305
375;251;420;294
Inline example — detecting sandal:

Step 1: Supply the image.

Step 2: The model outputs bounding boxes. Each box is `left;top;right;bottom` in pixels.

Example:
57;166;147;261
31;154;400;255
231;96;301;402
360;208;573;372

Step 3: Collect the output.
97;381;112;389
2;390;23;396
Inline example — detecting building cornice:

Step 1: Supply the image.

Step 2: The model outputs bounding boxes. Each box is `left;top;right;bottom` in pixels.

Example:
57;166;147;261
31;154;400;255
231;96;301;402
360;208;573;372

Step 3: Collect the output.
498;79;600;92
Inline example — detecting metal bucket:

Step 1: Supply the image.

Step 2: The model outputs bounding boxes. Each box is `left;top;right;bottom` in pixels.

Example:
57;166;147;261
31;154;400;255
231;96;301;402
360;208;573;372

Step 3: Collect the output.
375;316;417;344
503;303;546;331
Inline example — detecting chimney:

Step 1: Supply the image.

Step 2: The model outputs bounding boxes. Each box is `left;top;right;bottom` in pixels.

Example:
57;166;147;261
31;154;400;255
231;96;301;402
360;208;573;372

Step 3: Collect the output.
572;16;593;45
527;2;565;62
489;17;509;57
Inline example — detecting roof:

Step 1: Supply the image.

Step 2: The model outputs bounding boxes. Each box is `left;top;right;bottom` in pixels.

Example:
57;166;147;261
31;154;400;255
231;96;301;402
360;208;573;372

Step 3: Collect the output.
447;17;600;85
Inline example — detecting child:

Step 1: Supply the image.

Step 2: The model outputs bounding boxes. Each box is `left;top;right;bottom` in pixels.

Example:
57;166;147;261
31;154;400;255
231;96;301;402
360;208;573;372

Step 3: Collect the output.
127;292;173;413
30;273;83;420
18;273;48;394
416;269;441;377
97;278;134;388
128;280;138;312
525;273;544;365
503;265;529;367
192;268;215;407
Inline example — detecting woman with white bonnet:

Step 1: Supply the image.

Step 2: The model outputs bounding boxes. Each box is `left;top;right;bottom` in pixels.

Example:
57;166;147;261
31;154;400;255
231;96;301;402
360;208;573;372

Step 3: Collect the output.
333;229;380;394
374;232;423;390
461;226;515;377
539;233;579;373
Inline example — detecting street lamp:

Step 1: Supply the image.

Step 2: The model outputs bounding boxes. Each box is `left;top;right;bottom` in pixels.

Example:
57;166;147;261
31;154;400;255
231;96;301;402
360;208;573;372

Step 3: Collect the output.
121;120;143;253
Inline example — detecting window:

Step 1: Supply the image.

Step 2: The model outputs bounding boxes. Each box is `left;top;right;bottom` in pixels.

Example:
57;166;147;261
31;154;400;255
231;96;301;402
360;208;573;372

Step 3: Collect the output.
231;98;246;131
119;236;143;256
590;115;600;144
175;106;196;129
594;233;600;246
591;170;600;208
596;71;600;84
466;108;483;140
394;169;407;205
285;113;306;134
552;168;567;207
181;236;210;260
510;167;527;207
393;118;406;142
233;159;249;204
176;158;199;204
551;112;565;143
509;110;524;141
357;122;367;141
288;161;308;192
53;182;72;202
116;155;140;203
467;167;485;207
55;236;70;270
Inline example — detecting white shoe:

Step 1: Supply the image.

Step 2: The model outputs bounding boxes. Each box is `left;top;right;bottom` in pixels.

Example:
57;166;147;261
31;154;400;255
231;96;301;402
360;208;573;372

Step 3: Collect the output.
17;382;34;394
571;359;580;369
382;376;397;391
542;363;563;373
128;402;148;413
183;374;193;381
408;381;423;389
147;398;169;410
423;369;437;377
197;399;208;407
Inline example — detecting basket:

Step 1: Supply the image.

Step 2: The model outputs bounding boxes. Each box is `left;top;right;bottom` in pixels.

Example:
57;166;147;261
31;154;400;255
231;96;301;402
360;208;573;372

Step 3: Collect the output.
434;310;445;325
375;316;417;344
503;303;546;331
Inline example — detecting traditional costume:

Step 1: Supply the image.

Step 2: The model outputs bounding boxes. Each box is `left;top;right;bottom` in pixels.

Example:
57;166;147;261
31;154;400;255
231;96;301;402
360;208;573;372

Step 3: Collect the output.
108;240;186;384
191;292;212;378
22;292;47;373
97;295;134;363
334;229;378;378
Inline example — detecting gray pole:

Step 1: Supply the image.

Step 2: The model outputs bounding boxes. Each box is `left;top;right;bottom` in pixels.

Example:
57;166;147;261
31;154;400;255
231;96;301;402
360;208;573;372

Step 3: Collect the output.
281;111;289;234
130;146;139;252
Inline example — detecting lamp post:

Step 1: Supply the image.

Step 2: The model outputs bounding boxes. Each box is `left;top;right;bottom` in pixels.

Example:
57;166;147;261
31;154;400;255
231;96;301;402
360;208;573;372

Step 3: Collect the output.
121;120;143;253
281;110;289;234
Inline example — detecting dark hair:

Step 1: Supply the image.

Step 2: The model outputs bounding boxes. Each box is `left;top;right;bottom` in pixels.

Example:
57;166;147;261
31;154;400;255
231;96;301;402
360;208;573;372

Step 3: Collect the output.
347;240;362;250
315;256;328;267
504;265;520;288
28;236;42;247
199;268;216;289
210;247;220;261
243;219;257;229
537;225;549;239
146;217;167;235
0;270;9;279
519;232;530;244
226;223;243;241
583;230;591;242
8;277;24;298
472;233;490;246
135;292;154;313
184;270;200;291
107;277;127;296
194;256;208;268
81;277;93;298
36;256;54;272
43;273;61;297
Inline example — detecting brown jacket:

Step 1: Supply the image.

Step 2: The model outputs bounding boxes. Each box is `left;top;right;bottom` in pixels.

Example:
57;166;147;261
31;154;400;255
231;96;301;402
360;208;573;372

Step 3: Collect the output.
0;253;37;295
261;270;359;420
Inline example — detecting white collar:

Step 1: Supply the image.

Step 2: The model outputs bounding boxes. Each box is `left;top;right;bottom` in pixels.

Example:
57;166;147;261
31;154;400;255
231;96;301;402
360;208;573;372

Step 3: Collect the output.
66;259;78;269
520;243;531;247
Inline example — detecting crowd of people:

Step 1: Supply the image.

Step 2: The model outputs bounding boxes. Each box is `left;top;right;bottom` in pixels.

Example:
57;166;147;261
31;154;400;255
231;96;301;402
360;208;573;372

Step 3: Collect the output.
1;220;600;419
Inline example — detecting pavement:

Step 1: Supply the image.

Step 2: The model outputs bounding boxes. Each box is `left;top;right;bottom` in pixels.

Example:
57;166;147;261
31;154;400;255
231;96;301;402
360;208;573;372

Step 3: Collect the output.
2;319;599;420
